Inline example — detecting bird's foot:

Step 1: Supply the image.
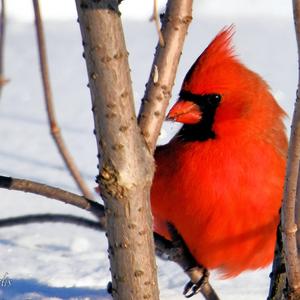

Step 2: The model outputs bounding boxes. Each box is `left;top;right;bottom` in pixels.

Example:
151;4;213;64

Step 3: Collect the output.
165;223;210;298
183;266;210;298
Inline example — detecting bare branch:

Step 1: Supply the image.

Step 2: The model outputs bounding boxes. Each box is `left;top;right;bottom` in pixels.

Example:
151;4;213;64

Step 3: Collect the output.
138;0;193;153
32;0;93;200
281;0;300;297
150;0;165;47
75;1;159;299
0;175;104;220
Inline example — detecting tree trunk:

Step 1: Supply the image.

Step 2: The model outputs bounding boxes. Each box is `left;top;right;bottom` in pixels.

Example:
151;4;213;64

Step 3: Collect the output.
75;1;159;299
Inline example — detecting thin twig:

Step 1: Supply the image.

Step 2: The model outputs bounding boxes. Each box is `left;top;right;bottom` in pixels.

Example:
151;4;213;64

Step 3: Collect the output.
138;0;193;153
150;0;165;47
32;0;93;200
0;175;104;220
281;0;300;297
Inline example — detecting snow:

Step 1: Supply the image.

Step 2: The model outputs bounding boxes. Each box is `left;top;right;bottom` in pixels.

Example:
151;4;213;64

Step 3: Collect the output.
0;7;297;300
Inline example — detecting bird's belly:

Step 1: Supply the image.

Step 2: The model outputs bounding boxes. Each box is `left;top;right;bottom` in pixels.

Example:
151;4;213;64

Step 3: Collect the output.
153;192;279;278
181;209;279;278
151;141;284;277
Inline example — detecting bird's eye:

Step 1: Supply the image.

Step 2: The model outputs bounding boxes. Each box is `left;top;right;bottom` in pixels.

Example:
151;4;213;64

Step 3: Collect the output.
215;94;221;102
207;94;222;106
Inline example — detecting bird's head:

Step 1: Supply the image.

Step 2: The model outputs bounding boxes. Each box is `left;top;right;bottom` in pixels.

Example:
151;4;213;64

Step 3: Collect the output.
167;26;283;141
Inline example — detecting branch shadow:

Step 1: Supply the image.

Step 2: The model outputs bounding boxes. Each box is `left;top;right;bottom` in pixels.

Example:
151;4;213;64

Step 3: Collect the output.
0;278;109;299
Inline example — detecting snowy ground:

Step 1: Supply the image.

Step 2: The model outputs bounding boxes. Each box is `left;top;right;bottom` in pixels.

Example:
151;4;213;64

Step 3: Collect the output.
0;9;297;300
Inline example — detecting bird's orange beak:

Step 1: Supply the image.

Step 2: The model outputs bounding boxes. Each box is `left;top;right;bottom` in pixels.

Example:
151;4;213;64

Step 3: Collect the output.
166;101;202;124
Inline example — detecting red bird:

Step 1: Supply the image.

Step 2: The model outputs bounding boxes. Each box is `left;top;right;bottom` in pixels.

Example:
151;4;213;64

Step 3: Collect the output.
151;27;287;278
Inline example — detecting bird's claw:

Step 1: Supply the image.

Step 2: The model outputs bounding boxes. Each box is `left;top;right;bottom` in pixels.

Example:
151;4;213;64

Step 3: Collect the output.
164;224;211;298
183;267;209;298
183;281;199;298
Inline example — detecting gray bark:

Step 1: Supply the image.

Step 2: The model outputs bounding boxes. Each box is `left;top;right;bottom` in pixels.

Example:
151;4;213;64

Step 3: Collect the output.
75;1;159;299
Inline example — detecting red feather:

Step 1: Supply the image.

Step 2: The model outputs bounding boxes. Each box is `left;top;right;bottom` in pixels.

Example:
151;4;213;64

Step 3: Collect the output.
151;27;287;277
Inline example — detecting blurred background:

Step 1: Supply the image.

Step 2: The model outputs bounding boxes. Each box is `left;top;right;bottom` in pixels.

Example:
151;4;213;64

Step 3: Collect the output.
6;0;292;21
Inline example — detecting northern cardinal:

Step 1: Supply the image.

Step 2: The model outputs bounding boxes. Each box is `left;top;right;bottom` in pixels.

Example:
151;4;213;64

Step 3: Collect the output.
151;27;287;278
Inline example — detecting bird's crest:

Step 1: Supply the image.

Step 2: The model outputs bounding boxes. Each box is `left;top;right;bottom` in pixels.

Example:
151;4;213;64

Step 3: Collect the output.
182;25;237;92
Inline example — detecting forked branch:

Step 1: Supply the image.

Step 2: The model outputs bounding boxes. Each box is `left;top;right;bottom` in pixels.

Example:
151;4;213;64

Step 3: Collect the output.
1;1;219;299
0;174;218;299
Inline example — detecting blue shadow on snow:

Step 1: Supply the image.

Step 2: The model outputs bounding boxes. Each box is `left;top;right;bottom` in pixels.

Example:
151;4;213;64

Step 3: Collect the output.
0;278;108;299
